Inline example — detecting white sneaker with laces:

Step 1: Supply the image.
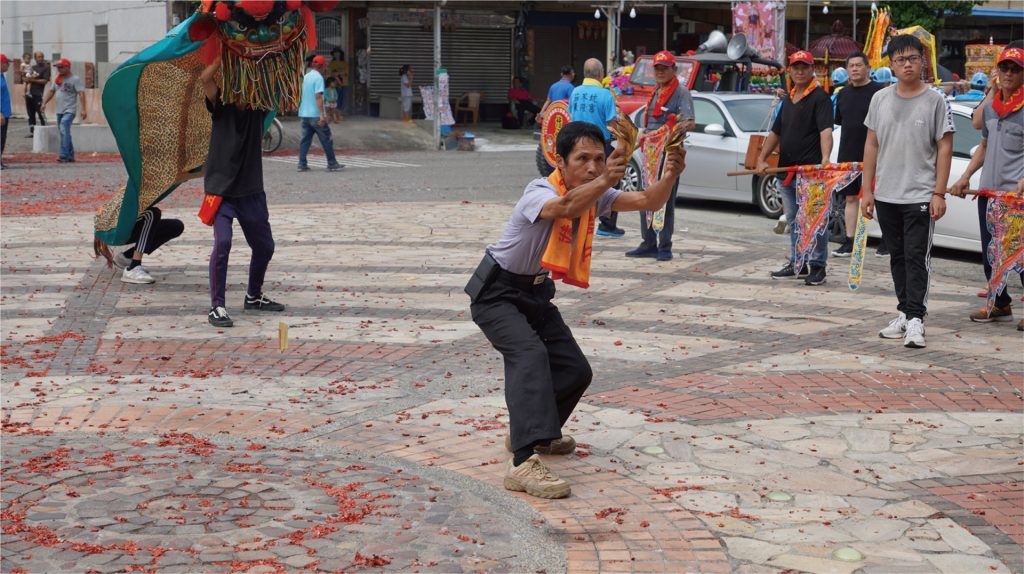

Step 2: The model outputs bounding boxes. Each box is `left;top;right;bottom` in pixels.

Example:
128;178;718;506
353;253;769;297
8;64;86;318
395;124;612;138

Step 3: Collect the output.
879;312;908;339
121;265;155;284
113;251;132;269
903;318;926;348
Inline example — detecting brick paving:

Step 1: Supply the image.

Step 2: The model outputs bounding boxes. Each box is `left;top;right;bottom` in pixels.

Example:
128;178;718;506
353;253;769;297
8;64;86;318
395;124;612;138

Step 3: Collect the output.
2;199;1022;573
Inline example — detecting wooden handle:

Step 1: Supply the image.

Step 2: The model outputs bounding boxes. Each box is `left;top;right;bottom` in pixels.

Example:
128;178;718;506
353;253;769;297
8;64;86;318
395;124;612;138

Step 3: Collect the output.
727;167;790;177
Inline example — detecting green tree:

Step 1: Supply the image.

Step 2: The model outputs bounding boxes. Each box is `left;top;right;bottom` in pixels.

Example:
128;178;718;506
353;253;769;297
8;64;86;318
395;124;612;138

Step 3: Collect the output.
882;1;981;34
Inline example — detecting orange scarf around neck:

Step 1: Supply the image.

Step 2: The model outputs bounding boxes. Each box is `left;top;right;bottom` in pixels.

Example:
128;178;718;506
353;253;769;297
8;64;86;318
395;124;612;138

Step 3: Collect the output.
992;86;1024;118
788;78;821;101
540;170;595;289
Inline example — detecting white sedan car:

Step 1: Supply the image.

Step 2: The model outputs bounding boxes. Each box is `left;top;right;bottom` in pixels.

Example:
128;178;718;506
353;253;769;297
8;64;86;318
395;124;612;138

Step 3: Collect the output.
623;95;984;253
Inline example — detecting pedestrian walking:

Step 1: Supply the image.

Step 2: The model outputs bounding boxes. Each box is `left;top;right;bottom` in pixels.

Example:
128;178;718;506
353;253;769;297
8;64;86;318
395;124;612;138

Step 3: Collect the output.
757;50;834;284
568;58;622;238
1;54;11;169
94;207;185;285
950;46;1024;330
861;34;956;349
297;55;343;172
40;58;86;163
539;65;575;119
625;50;695;262
23;52;50;137
200;59;287;328
467;121;684;499
831;51;884;258
400;64;414;123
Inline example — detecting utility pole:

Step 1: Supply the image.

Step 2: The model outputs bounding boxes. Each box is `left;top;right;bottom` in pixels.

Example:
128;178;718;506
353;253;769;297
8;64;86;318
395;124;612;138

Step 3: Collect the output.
433;2;441;151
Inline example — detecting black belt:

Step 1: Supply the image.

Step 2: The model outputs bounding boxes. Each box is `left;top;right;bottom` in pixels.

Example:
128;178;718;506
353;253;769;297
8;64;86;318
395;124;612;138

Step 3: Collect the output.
495;268;549;288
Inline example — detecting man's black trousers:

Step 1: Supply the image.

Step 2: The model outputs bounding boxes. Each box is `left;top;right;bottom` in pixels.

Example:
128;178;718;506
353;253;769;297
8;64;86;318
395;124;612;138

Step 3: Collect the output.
876;200;934;321
471;274;592;453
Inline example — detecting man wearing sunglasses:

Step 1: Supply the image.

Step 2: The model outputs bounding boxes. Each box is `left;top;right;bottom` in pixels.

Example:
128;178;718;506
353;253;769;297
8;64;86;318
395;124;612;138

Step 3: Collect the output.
950;46;1024;330
861;34;955;349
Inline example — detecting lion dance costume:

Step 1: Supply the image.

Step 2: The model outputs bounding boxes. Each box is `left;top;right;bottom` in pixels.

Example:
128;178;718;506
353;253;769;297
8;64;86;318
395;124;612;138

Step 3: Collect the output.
94;0;336;255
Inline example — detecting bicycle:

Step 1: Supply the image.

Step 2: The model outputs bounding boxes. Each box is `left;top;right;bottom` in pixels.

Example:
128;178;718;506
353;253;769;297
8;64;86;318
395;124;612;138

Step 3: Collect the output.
262;117;284;154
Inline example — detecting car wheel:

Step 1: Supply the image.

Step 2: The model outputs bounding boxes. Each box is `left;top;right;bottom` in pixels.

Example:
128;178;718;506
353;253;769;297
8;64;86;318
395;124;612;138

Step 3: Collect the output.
535;144;554;177
826;192;844;243
621;158;642;192
754;175;783;219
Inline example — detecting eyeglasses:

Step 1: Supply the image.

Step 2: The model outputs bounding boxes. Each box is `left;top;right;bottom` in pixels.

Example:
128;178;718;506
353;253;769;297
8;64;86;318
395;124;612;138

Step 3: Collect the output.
892;55;922;66
998;63;1023;74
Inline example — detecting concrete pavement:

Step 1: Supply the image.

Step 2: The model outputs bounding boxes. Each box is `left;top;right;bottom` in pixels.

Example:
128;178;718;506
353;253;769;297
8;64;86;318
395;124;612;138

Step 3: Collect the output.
1;150;1022;573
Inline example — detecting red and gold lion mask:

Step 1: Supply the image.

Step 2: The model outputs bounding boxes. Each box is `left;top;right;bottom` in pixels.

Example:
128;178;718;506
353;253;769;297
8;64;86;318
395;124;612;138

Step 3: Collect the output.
191;0;337;112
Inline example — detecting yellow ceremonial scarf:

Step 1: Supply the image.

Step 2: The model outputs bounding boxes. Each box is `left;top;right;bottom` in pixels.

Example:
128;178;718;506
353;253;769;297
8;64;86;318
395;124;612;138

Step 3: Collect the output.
540;170;595;289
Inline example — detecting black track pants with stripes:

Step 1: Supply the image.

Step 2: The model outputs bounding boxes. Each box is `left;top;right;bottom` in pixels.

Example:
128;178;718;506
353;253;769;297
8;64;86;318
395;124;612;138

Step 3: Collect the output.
876;200;934;321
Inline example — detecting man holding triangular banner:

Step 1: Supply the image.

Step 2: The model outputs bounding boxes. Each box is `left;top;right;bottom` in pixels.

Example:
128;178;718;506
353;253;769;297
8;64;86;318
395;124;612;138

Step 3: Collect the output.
950;46;1024;331
625;51;695;263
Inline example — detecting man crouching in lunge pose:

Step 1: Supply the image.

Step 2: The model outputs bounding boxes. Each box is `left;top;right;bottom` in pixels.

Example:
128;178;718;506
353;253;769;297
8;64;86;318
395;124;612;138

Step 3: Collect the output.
466;121;685;499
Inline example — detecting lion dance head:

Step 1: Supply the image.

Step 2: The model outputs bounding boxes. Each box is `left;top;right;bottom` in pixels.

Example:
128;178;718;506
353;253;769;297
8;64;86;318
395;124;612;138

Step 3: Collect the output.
189;1;338;112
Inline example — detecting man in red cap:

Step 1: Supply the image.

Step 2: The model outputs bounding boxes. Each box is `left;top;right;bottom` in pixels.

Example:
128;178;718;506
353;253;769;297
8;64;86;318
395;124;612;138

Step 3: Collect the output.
757;50;834;285
41;58;87;163
625;50;695;262
297;54;343;172
951;45;1024;330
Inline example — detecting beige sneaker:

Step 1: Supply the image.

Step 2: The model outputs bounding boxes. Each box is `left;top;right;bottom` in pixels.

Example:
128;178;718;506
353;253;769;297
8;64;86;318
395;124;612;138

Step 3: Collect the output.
503;455;571;499
504;435;577;455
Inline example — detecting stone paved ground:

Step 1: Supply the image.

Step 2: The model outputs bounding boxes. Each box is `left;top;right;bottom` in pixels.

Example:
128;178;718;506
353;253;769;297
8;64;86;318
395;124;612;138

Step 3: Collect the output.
2;157;1023;573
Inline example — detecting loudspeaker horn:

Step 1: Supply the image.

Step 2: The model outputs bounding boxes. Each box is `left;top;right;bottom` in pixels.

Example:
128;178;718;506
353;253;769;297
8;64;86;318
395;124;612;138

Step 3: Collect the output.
698;30;728;53
727;32;759;60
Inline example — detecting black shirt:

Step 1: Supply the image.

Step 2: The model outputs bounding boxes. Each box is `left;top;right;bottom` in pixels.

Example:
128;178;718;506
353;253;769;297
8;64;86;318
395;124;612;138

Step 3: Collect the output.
29;62;51;97
204;91;265;198
771;86;833;168
834;81;884;162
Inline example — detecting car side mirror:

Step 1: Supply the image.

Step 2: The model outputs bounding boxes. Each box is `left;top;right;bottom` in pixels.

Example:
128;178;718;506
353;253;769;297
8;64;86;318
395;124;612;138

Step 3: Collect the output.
704;123;727;136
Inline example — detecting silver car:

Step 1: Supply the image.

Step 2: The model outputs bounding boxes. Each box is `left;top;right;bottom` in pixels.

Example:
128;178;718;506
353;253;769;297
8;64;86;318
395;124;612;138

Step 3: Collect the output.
622;93;783;219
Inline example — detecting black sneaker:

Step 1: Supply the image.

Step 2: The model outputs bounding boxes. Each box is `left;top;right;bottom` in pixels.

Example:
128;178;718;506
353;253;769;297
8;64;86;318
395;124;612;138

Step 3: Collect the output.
804;265;827;286
596;225;625;238
770;262;808;280
208;306;234;327
244;293;286;312
875;243;890;257
831;239;853;257
625;245;658;258
297;165;310;172
327;163;345;171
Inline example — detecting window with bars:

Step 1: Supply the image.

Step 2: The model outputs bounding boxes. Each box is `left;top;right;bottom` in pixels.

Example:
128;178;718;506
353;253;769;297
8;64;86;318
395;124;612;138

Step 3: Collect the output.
23;30;33;57
96;25;109;63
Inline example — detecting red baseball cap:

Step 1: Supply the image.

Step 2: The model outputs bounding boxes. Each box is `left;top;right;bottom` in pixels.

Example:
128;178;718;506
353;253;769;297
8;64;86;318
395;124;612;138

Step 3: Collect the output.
311;55;326;65
652;50;676;67
56;58;71;68
788;50;814;66
0;54;8;64
998;47;1024;68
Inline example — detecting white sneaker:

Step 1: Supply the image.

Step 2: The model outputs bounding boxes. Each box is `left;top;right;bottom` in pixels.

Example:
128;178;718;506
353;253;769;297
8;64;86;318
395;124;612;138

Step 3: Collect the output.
773;214;787;235
879;312;908;339
121;265;155;284
112;251;132;269
903;318;926;348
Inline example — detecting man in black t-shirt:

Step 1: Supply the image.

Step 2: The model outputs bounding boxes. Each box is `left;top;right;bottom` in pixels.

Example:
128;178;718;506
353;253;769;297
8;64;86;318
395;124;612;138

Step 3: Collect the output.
831;51;884;257
201;59;286;328
756;50;834;285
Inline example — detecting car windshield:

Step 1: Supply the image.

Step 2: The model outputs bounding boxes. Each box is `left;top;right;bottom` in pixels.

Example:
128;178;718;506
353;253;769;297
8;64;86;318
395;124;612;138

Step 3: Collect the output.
723;98;775;132
629;58;694;88
951;110;981;160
